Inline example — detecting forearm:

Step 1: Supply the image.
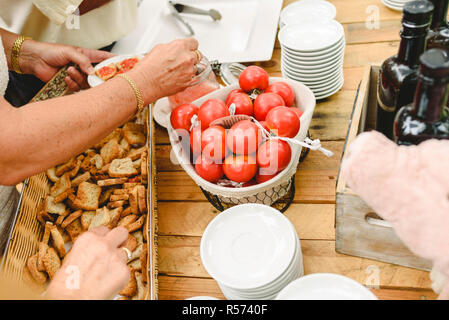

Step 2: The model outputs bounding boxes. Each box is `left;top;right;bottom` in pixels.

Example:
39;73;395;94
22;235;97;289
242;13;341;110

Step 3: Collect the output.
0;76;155;185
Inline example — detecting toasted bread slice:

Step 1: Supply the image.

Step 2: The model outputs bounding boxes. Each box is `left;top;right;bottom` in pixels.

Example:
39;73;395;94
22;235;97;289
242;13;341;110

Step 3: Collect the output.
71;172;91;187
118;214;138;229
140;243;148;283
108;207;123;229
131;272;147;300
129;187;139;214
101;139;120;164
121;207;132;217
119;267;137;297
124;234;138;252
61;210;83;229
43;248;61;280
44;196;67;215
37;242;49;272
127;215;145;233
123;130;145;147
108;158;138;178
128;258;141;271
97;178;127;187
42;222;52;244
127;146;147;161
27;254;47;284
73;182;101;211
66;219;83;242
94;128;122;150
140;152;148;183
107;200;126;209
137;185;147;214
50;224;66;257
89;207;111;230
46;167;59;183
50;172;71;198
110;194;129;202
68;155;84;178
55;158;76;176
81;211;95;230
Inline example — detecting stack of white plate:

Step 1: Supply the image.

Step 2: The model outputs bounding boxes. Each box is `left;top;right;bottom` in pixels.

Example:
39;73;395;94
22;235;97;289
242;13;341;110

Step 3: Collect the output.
381;0;413;11
278;19;345;100
200;204;303;300
276;273;378;300
279;0;337;28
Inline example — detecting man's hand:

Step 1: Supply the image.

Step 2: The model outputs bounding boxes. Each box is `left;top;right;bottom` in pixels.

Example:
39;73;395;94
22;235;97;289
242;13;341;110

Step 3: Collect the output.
20;40;114;91
46;227;130;300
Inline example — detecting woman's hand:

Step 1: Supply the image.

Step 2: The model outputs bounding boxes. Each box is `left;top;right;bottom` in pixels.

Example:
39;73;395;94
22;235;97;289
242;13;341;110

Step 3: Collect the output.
45;227;130;300
20;40;114;92
128;37;200;104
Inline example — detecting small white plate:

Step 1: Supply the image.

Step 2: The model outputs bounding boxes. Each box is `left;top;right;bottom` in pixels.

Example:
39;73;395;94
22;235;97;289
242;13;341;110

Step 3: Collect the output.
276;273;378;300
281;37;345;57
281;63;343;79
314;78;344;100
87;54;145;88
282;47;345;66
282;41;345;62
279;20;344;52
201;204;297;290
280;0;337;28
282;54;344;72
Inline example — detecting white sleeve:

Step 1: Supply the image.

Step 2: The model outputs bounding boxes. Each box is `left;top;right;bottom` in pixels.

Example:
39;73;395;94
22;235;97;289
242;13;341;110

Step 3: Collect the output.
32;0;83;25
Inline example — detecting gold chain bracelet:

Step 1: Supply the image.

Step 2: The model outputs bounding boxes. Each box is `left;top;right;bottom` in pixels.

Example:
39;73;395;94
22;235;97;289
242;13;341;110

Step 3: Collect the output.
11;35;32;74
117;74;145;113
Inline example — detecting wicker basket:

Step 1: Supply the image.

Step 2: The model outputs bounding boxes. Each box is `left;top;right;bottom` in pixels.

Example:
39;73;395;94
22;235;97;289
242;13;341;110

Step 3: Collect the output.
0;68;159;299
167;77;316;208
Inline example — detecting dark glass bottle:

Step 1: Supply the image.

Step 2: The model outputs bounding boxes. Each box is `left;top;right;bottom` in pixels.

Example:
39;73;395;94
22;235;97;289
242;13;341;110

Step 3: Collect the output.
376;0;434;140
394;48;449;145
426;0;449;50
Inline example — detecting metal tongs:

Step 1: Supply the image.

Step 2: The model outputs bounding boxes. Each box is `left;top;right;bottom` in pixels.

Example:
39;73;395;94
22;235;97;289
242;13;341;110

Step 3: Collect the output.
168;1;222;36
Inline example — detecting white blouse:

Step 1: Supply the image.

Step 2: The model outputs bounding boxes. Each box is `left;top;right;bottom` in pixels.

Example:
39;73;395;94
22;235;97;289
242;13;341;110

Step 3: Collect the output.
0;34;8;96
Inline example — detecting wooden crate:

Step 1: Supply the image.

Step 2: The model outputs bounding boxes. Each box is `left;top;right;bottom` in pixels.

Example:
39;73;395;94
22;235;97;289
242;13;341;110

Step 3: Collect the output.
335;65;432;271
0;68;159;299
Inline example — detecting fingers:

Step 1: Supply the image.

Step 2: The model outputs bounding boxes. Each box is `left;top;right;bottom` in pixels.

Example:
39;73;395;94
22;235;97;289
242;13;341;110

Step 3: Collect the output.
65;76;81;92
67;66;89;90
80;48;115;64
89;226;110;237
64;47;96;75
183;37;199;51
104;227;129;248
117;248;129;263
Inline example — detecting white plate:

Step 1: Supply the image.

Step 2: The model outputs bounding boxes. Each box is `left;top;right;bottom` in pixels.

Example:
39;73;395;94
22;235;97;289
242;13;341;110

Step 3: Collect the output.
314;78;344;100
281;37;345;57
282;54;344;72
282;48;344;67
185;296;221;300
112;0;283;63
381;0;404;11
201;204;297;290
279;20;344;52
282;40;345;61
276;273;378;300
280;0;336;28
87;54;144;88
281;63;343;79
305;75;344;91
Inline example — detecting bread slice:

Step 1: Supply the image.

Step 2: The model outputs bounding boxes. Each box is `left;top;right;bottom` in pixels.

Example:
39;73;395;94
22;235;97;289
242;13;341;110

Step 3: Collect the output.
46;167;59;183
124;234;138;252
27;254;47;284
140;243;148;283
127;146;147;161
108;207;123;229
119;267;137;297
99;188;115;205
61;210;83;229
72;182;101;211
89;207;111;230
131;272;147;300
81;211;95;230
66;219;83;242
50;173;71;198
101;139;120;164
44;196;67;215
137;185;147;214
97;178;127;187
43;248;61;280
37;242;49;272
71;172;91;187
108;158;138;178
94;128;122;149
128;258;141;271
127;215;145;233
118;214;138;229
123;130;145;147
129;187;139;214
50;224;66;257
55;158;76;176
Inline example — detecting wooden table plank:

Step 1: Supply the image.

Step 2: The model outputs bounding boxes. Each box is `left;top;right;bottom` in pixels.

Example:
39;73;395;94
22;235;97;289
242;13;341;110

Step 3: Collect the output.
158;237;432;290
158;276;437;300
158;202;336;240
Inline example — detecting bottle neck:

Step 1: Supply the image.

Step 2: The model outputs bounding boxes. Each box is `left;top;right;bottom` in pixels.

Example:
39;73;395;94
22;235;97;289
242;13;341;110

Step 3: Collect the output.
397;26;428;66
412;75;448;122
430;0;449;29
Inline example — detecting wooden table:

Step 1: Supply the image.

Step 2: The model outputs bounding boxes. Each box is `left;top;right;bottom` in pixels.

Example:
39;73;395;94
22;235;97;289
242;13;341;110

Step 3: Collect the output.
155;0;437;300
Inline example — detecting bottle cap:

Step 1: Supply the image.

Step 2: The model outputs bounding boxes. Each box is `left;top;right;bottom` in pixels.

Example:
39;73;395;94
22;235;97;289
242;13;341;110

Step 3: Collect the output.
402;0;434;27
419;48;449;78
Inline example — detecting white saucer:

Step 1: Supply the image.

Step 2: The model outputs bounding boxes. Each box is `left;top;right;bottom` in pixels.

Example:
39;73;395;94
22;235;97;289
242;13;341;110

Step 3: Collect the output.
282;49;344;67
276;273;378;300
87;54;145;88
282;56;343;75
279;20;344;52
201;204;297;290
281;37;345;57
280;0;337;28
281;64;342;80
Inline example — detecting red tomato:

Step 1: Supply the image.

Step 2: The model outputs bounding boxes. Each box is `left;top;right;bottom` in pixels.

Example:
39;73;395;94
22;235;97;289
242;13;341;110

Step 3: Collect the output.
259;121;270;133
225;89;245;105
265;82;295;107
201;126;227;161
195;153;224;183
239;66;269;92
197;99;230;130
265;106;300;138
226;120;262;155
257;140;292;175
290;107;303;120
254;93;285;121
223;155;258;183
190;126;203;158
226;93;253;116
170;104;199;131
255;172;278;184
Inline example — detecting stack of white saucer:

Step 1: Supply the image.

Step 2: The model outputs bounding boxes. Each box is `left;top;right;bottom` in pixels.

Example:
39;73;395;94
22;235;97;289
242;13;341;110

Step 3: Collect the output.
200;204;303;300
278;19;345;100
382;0;413;11
279;0;337;28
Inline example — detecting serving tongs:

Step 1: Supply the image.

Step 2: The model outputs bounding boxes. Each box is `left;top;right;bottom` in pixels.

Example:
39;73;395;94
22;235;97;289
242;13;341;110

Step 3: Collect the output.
168;1;222;36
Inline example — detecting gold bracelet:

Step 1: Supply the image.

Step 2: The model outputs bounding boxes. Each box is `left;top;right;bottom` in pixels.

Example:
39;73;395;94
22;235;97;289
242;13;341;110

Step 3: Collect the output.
117;74;145;113
11;35;32;74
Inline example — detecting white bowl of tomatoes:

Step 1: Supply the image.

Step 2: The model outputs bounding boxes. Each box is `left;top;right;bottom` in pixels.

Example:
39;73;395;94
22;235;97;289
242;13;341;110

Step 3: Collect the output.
168;66;316;205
